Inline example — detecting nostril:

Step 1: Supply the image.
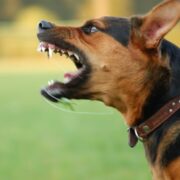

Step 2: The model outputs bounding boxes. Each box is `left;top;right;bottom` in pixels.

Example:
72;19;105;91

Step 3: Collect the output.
38;20;53;30
39;22;44;30
39;22;43;29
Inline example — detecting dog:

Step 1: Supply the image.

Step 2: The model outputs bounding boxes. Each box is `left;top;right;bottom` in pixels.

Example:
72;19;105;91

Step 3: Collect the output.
37;0;180;179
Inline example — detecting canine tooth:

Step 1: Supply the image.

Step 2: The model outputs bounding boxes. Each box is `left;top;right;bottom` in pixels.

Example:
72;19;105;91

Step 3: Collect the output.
64;77;71;84
48;48;53;58
48;81;51;85
48;80;54;85
74;53;80;61
39;42;44;47
41;46;46;52
67;51;73;56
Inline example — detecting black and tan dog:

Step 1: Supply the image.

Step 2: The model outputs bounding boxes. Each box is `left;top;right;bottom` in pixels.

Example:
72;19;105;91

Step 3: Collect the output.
37;0;180;179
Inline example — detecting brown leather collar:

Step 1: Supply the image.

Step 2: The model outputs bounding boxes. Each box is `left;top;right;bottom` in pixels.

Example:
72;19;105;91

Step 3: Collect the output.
128;96;180;148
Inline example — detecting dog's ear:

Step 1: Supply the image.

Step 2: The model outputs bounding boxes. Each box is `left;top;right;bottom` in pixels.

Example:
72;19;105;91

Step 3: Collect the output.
131;0;180;49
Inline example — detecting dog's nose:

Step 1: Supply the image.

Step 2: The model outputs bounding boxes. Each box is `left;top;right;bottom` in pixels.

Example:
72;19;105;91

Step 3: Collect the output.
38;20;54;30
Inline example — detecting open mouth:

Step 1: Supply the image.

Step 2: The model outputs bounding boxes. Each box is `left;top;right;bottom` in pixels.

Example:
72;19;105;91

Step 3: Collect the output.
37;41;90;102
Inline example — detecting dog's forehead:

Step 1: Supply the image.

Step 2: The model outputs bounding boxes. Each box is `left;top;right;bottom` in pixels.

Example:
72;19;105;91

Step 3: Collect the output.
101;17;131;46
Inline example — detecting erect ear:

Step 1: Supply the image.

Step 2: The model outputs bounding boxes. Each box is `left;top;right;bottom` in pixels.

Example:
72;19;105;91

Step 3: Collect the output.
131;0;180;49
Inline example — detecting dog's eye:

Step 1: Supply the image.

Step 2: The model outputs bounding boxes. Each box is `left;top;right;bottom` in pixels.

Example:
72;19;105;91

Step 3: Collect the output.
82;25;99;34
90;26;98;33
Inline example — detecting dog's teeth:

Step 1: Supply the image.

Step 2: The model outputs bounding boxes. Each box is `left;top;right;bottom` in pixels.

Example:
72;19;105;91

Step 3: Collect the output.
67;51;73;56
64;77;71;84
61;50;65;54
48;80;54;85
48;81;51;85
74;53;80;61
48;48;53;58
41;47;46;52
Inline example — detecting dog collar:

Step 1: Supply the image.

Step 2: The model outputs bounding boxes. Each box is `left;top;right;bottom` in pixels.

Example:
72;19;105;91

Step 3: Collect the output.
128;96;180;148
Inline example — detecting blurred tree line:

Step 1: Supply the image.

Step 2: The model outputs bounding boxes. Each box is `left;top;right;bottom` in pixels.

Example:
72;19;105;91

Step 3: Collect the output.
0;0;161;21
0;0;85;21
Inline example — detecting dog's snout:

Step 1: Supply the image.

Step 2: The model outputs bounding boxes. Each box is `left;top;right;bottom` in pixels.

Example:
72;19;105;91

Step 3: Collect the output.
38;20;54;31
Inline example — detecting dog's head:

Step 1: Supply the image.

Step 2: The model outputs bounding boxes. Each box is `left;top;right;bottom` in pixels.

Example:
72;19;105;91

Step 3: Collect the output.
37;0;180;125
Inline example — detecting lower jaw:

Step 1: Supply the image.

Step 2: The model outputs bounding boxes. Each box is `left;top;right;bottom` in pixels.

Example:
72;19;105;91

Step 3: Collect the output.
41;73;85;102
41;81;66;102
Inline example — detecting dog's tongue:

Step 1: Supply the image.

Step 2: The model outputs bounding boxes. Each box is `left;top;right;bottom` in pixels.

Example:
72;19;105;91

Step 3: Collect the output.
64;72;79;83
63;67;84;84
64;72;76;79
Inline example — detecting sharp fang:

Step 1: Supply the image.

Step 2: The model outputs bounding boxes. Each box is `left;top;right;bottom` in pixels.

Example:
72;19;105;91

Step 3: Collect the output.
41;47;46;52
48;48;53;58
48;80;54;85
67;51;73;56
64;77;71;84
74;53;80;61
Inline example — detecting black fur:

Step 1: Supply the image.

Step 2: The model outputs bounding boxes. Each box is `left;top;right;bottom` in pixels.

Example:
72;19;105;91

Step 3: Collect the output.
161;134;180;166
141;41;180;166
102;17;130;46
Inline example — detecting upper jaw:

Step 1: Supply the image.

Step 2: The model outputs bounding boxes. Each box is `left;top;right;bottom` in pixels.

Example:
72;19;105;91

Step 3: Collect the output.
37;34;91;102
37;41;84;69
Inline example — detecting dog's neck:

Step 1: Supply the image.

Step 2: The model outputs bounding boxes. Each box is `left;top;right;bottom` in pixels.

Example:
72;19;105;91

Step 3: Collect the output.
115;40;180;127
140;40;180;124
123;40;180;168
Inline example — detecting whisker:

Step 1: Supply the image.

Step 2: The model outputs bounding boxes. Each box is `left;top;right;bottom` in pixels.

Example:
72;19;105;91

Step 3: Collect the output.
43;91;113;115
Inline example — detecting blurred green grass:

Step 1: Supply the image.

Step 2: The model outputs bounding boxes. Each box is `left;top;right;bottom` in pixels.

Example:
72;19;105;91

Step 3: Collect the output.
0;72;151;180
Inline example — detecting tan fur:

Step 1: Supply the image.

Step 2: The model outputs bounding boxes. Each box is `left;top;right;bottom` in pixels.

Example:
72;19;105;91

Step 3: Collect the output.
164;158;180;180
151;158;180;180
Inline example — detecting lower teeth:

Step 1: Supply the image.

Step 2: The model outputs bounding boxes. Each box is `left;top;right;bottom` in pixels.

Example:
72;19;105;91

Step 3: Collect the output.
64;77;71;84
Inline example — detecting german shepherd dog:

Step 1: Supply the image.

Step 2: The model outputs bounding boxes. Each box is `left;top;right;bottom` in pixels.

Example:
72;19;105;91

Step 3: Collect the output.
37;0;180;179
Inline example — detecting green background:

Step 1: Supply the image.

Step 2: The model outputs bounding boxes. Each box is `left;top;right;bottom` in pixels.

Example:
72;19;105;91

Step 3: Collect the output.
0;73;151;180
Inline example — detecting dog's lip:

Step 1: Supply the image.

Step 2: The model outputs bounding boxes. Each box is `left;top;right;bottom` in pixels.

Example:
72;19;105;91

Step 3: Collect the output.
40;81;66;102
37;40;90;102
